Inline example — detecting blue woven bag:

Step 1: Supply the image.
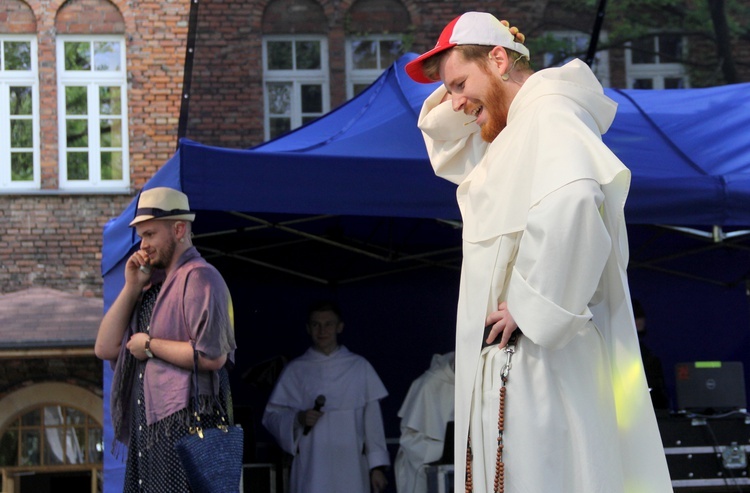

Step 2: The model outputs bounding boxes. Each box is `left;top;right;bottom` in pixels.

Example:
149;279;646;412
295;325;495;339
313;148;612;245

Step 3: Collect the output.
175;350;244;493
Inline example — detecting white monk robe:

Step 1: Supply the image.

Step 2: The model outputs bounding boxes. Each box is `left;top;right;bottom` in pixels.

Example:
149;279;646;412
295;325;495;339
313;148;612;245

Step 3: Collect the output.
417;59;673;492
395;352;455;493
262;345;390;493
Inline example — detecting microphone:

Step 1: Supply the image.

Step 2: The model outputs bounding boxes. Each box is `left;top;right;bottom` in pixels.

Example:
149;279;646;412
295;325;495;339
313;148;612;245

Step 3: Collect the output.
303;394;326;436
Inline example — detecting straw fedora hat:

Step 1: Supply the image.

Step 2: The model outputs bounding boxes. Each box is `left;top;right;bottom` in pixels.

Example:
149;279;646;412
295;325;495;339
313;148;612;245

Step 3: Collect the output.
129;187;196;226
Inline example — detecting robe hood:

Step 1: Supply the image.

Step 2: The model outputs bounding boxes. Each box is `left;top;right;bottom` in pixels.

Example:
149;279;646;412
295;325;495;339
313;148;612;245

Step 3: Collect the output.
510;59;616;135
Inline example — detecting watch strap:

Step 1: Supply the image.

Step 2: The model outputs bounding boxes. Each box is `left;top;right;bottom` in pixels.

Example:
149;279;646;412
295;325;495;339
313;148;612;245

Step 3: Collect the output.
144;337;154;359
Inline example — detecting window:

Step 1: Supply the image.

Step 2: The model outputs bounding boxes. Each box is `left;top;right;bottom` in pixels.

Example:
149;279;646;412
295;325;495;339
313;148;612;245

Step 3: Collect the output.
0;35;40;190
626;34;688;89
541;31;610;87
57;36;129;190
0;405;103;467
263;36;329;140
346;35;404;98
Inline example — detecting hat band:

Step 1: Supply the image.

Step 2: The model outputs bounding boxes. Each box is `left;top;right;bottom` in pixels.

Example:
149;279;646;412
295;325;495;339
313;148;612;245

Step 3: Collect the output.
135;207;192;219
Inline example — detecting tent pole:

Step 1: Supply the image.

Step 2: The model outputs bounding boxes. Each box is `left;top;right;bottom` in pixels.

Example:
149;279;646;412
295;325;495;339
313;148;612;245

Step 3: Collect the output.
177;0;200;145
585;0;607;67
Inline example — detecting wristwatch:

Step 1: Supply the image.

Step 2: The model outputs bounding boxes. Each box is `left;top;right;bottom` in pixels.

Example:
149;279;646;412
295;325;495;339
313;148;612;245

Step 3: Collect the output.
144;337;155;359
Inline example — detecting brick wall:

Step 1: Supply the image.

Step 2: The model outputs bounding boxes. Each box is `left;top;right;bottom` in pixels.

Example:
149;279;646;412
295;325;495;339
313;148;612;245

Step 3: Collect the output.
0;356;103;402
0;0;190;297
0;195;131;297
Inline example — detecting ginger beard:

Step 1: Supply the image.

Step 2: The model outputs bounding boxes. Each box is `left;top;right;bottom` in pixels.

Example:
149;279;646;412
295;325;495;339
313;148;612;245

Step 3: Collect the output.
478;69;512;143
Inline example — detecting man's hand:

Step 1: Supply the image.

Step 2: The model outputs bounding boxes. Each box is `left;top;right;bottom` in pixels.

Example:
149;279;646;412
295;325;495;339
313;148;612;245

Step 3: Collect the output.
126;332;151;360
370;467;388;493
485;301;518;348
297;408;323;429
500;19;526;44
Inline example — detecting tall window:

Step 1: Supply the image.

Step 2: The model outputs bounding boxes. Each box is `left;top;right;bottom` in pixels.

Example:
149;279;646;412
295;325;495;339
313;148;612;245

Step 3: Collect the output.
541;31;610;87
346;35;404;98
263;36;329;140
0;35;40;190
626;34;687;89
56;36;129;190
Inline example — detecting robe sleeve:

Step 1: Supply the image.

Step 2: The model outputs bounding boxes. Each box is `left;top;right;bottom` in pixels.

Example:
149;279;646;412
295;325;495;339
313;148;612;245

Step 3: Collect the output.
507;179;611;350
262;363;306;455
363;399;390;469
183;266;236;361
418;86;488;185
261;402;302;456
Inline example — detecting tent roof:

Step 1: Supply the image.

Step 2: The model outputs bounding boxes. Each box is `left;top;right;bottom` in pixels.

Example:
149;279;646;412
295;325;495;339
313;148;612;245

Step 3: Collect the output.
103;53;750;279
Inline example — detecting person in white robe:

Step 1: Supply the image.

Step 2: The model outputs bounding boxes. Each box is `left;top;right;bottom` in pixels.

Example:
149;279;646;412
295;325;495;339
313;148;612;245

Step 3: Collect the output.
404;12;674;493
262;300;390;493
395;352;455;493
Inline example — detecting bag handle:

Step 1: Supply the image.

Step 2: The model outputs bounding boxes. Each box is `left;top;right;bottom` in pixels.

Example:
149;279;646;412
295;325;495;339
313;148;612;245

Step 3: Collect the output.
188;348;230;439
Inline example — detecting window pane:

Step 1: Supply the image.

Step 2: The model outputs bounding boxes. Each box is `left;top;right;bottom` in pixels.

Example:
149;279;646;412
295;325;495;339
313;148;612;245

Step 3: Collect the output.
63;428;85;464
631;37;655;64
267;82;291;115
352;40;377;69
300;84;322;113
379;40;402;68
9;86;32;115
65;86;88;115
66;408;86;426
101;118;122;147
11;153;33;181
269;117;291;139
43;428;65;465
64;41;91;70
4;41;31;70
20;430;40;466
295;41;321;69
67;119;88;147
0;429;18;466
94;41;121;71
21;409;41;426
11;120;32;147
664;78;684;89
101;151;123;180
44;405;64;426
267;41;293;70
100;86;122;115
659;34;682;63
353;83;370;96
88;427;103;463
633;78;654;89
67;152;89;179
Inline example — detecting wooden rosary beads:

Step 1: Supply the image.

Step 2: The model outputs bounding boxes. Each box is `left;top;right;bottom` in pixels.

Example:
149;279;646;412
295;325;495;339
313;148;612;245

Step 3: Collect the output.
465;333;518;493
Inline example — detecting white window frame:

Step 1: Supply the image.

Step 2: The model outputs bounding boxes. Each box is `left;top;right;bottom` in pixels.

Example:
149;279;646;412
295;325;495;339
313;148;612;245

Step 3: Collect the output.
625;34;688;89
0;34;40;191
541;30;611;87
262;35;329;141
56;35;129;191
345;34;404;99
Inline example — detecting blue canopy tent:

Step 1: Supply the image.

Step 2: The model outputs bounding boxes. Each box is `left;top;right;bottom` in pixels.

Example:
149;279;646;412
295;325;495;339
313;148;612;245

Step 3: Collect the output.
100;54;750;490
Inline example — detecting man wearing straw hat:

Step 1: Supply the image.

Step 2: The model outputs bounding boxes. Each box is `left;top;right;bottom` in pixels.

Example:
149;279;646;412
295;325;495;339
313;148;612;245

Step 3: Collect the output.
96;186;237;491
405;12;672;493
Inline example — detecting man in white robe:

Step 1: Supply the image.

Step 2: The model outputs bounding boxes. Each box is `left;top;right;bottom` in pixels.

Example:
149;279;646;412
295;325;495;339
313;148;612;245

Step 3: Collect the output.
395;352;455;493
404;12;674;493
262;300;390;493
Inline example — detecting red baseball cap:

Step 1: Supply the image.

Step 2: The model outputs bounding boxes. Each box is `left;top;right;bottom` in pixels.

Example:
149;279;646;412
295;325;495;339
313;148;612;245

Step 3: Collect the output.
405;12;530;84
